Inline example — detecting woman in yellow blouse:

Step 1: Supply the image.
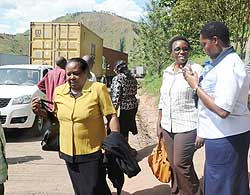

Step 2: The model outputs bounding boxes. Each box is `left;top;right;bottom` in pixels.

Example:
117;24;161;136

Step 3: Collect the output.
32;58;120;195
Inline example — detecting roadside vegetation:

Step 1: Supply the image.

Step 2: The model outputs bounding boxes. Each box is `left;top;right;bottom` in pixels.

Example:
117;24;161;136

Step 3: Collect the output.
140;74;162;95
131;0;250;94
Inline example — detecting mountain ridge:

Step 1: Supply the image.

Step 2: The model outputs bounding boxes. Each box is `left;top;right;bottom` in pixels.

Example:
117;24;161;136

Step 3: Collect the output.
0;12;138;56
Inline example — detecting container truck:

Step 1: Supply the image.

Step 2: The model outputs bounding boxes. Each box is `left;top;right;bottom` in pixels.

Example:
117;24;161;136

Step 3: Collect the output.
29;22;104;80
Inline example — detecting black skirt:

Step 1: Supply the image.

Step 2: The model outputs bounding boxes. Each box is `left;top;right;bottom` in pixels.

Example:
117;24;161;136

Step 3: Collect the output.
119;107;138;137
65;152;111;195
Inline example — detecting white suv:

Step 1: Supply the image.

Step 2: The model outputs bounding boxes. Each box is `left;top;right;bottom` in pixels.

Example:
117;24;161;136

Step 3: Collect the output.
0;64;52;136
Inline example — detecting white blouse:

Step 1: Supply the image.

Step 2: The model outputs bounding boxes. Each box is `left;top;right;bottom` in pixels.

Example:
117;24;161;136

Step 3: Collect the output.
159;61;203;133
198;53;250;139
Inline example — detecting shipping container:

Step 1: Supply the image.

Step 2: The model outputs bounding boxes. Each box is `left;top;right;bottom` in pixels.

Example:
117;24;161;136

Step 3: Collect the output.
0;53;29;66
103;47;128;86
29;22;104;79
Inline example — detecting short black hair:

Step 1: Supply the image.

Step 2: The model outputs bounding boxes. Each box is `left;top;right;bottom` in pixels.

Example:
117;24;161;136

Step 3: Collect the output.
82;55;95;66
168;36;191;53
55;56;67;69
200;21;230;46
115;60;127;72
67;58;88;72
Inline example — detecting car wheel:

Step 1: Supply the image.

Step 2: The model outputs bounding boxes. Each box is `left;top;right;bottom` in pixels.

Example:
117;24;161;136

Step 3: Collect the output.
30;116;45;137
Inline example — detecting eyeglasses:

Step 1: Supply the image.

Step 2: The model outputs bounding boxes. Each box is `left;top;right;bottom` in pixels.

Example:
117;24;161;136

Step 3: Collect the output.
173;47;190;52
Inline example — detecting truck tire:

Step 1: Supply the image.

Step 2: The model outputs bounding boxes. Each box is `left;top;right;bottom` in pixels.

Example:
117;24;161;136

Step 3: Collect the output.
30;116;45;137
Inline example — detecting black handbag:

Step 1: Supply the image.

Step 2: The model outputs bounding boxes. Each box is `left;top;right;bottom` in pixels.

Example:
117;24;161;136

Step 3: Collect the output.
40;100;59;151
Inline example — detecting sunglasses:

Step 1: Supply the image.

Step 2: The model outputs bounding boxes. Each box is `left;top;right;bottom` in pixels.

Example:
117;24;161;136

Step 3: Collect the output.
173;47;190;52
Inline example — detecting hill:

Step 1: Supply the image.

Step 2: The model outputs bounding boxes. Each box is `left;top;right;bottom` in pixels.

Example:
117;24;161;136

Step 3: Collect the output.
53;11;138;53
0;32;29;55
0;12;138;56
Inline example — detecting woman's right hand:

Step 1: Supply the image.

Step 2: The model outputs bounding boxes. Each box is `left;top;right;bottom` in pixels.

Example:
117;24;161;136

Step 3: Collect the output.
195;136;204;150
31;97;42;115
156;110;163;138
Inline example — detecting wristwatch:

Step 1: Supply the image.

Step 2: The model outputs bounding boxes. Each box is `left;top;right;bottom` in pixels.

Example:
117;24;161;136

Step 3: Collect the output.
192;86;199;96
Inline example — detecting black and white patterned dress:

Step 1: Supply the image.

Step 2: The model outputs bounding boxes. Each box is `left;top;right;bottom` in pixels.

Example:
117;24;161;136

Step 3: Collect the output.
110;73;138;110
110;72;138;136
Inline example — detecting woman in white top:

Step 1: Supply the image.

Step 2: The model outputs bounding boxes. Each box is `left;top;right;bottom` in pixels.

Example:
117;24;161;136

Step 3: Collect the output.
184;21;250;195
157;36;203;195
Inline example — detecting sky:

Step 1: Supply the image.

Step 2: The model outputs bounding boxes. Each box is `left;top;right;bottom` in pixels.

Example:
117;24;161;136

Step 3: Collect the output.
0;0;150;34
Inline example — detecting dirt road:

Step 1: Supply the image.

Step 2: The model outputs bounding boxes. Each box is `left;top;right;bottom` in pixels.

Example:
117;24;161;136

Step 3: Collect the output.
2;94;215;194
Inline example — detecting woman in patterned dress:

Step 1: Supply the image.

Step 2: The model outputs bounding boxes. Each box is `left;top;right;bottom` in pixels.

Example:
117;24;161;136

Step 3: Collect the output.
110;60;138;156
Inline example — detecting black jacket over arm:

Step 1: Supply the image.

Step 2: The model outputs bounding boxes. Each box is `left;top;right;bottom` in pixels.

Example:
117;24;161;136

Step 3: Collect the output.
102;132;141;194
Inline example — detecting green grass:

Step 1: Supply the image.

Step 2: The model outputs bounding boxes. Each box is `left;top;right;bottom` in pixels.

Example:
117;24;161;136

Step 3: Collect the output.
191;54;209;65
140;74;162;96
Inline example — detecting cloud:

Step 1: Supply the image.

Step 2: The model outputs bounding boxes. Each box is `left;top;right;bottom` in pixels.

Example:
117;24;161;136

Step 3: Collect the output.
0;0;17;9
95;0;143;21
0;24;11;33
0;0;146;34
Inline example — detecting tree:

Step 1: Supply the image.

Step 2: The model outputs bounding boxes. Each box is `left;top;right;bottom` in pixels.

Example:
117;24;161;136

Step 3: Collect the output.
132;0;250;78
131;0;173;77
163;0;250;57
119;37;126;52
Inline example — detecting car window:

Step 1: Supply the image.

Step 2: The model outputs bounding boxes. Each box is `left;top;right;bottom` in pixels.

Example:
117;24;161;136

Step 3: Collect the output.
0;68;41;86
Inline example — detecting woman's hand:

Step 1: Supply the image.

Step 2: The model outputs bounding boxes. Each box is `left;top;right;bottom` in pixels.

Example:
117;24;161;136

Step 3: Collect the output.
182;67;199;89
32;97;42;114
106;114;120;133
195;136;204;150
31;97;47;118
156;122;163;138
156;110;163;138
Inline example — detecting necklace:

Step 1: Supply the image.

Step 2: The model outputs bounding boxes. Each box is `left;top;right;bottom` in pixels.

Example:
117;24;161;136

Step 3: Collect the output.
70;89;82;98
173;64;183;72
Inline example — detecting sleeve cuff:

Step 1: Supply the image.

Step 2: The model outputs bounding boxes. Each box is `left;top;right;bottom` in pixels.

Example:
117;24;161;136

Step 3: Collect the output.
214;99;233;112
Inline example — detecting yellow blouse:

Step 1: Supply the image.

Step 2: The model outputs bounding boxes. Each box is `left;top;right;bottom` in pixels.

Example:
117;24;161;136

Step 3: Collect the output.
54;81;116;157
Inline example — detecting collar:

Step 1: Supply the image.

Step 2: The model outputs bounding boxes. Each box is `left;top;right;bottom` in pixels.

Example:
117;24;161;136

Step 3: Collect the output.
165;60;193;74
62;80;92;95
212;46;235;67
199;46;235;84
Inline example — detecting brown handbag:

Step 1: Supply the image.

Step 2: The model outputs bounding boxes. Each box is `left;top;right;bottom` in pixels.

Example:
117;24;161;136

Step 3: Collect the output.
148;138;171;183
